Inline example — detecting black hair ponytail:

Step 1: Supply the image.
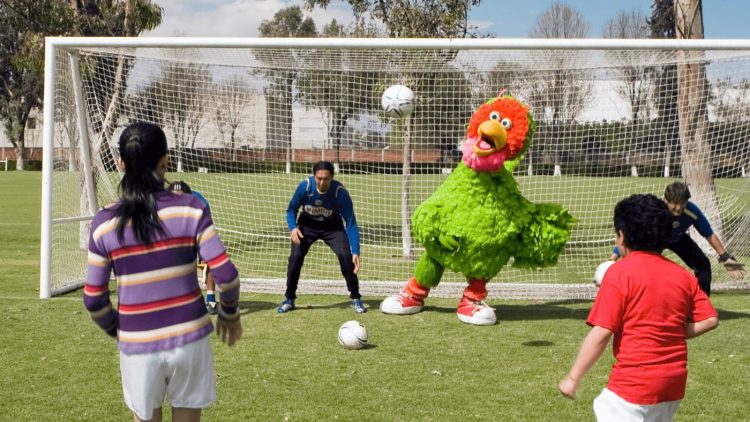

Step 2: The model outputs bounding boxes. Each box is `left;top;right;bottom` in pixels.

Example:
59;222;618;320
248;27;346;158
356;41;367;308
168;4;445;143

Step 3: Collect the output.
114;122;168;244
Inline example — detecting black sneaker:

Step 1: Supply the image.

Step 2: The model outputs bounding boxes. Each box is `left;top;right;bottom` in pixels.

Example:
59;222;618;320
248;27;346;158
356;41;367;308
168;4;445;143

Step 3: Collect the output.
277;299;295;313
206;301;218;315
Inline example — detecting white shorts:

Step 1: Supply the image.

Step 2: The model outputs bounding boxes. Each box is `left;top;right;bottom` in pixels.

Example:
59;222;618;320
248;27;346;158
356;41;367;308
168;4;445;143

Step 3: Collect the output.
120;336;216;420
593;388;681;422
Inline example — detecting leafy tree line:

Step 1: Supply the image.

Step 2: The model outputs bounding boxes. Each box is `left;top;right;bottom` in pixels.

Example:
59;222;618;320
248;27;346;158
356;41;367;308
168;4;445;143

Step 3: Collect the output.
5;0;747;181
0;0;162;170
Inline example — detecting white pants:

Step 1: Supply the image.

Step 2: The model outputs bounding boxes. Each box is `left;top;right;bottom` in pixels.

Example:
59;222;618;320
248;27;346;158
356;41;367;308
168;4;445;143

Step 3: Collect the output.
594;388;681;422
120;336;216;421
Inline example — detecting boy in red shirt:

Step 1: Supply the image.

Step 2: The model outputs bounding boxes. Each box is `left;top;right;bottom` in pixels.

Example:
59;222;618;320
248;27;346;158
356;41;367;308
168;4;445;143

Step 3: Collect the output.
559;194;719;420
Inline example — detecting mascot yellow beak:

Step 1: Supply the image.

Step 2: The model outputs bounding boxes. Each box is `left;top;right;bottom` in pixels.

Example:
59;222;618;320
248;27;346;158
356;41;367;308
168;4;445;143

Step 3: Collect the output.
474;120;507;157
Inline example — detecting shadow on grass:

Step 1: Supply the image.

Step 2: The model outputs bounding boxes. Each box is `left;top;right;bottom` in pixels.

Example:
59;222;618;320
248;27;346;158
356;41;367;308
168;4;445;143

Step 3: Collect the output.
420;299;592;321
716;308;750;321
238;300;277;314
238;299;373;313
237;298;750;323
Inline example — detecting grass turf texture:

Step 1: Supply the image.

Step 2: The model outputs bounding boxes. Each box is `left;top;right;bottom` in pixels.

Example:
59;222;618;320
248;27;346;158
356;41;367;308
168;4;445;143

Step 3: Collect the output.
2;171;749;420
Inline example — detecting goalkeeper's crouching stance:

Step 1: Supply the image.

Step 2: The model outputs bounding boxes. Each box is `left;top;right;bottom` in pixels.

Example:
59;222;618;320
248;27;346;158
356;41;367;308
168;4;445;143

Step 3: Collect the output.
279;160;366;314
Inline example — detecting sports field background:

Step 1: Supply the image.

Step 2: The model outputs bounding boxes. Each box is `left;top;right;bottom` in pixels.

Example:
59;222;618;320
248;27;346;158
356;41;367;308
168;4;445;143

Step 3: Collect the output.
49;169;750;299
3;171;750;420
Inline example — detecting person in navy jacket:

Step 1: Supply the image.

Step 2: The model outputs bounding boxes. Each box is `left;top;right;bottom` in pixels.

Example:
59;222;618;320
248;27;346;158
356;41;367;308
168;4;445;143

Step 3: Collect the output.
610;182;745;295
278;161;366;313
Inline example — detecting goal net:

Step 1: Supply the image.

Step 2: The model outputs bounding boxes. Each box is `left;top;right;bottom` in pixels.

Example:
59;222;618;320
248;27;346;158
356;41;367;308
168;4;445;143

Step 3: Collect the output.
41;38;750;299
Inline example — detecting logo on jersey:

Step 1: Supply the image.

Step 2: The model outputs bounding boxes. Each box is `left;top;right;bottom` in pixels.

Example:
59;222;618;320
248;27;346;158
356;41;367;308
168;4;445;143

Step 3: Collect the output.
315;200;323;206
304;205;332;218
673;221;680;229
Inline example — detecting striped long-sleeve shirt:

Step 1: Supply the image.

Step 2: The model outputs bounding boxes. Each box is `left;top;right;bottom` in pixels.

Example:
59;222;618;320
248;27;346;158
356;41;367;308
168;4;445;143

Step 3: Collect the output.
83;190;240;355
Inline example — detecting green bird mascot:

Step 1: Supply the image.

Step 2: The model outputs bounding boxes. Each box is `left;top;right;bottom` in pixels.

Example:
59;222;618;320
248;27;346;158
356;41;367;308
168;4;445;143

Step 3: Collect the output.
380;94;575;325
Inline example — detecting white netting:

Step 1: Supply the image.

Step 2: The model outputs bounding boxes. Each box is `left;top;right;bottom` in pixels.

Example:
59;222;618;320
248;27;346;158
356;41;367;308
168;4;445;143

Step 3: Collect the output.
45;39;750;298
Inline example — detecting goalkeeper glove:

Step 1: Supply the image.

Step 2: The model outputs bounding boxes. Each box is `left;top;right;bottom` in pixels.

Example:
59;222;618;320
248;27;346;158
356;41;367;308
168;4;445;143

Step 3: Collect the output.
718;252;746;280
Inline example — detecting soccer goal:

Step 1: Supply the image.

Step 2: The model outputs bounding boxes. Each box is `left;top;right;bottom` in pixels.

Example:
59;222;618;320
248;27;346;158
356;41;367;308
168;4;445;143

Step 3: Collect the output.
41;37;750;299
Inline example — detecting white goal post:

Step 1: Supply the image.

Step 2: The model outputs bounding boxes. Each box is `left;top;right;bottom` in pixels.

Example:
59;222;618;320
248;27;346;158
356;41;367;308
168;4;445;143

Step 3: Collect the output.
41;37;750;299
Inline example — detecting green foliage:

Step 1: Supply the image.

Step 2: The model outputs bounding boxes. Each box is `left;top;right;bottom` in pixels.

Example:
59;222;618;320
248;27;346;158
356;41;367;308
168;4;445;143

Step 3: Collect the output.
259;6;316;37
305;0;484;38
649;0;676;39
0;0;162;169
256;6;318;150
298;1;484;153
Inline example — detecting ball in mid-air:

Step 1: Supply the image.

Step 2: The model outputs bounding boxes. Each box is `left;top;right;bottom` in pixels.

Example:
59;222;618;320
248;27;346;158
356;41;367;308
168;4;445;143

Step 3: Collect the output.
338;320;368;350
593;260;616;287
381;85;415;118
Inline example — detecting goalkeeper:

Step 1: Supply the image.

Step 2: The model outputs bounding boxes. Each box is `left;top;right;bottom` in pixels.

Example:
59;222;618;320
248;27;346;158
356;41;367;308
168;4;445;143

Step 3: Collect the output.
278;160;366;314
610;181;745;295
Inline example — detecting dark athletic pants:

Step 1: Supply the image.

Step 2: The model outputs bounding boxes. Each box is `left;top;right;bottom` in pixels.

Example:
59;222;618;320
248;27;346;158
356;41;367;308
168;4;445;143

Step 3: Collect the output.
285;222;360;300
669;235;712;296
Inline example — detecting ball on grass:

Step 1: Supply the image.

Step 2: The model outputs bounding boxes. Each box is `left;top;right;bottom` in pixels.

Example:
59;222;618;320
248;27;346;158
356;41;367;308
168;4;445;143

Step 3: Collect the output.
338;320;368;350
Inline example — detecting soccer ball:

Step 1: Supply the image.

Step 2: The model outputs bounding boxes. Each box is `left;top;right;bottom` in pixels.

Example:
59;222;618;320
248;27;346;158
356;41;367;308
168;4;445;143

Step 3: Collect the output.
593;260;616;287
337;320;368;350
381;85;415;118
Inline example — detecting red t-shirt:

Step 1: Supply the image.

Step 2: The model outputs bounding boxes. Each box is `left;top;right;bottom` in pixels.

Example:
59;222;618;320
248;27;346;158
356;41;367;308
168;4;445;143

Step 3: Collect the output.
587;251;718;405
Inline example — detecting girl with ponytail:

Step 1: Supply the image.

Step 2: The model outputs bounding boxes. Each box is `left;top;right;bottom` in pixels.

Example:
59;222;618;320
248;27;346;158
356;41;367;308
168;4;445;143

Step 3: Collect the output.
83;122;242;422
114;122;169;243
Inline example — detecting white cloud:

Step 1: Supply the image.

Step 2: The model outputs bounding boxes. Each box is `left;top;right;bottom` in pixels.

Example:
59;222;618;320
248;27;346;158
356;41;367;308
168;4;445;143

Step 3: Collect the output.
144;0;355;38
469;19;495;32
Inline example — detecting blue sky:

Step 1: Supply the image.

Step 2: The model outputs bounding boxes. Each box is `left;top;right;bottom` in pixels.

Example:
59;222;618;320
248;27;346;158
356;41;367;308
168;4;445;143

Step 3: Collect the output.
470;0;750;38
145;0;750;38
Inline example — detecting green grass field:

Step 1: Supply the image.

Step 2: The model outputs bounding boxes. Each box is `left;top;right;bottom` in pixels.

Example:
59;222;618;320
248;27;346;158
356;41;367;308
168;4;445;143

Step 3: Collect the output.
2;171;750;421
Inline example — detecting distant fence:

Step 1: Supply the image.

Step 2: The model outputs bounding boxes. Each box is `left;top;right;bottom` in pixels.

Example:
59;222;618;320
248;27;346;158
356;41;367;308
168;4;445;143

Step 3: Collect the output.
26;146;749;177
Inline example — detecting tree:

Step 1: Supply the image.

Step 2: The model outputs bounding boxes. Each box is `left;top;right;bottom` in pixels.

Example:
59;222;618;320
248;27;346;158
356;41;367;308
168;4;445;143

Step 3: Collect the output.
602;9;653;176
603;10;652;121
0;1;73;170
304;0;483;38
78;1;162;168
649;0;679;176
215;75;255;160
131;61;211;171
0;0;162;170
674;0;720;234
710;77;750;122
304;0;484;257
528;1;592;175
257;6;317;176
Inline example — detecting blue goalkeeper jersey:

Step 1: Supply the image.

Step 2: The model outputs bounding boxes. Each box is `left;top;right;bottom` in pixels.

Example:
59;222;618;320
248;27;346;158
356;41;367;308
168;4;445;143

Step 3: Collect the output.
286;176;360;255
669;200;714;242
613;200;714;256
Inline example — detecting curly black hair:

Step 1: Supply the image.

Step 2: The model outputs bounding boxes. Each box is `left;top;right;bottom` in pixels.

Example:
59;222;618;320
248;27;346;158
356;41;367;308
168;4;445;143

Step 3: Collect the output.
614;194;672;253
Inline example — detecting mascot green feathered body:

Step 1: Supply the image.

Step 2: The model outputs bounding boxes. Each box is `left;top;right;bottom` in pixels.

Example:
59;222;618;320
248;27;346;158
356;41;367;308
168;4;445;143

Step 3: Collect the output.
380;94;575;325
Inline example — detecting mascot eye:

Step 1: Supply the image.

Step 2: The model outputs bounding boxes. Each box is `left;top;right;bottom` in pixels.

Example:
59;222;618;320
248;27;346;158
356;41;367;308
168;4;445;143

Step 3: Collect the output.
501;118;512;129
489;111;500;120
